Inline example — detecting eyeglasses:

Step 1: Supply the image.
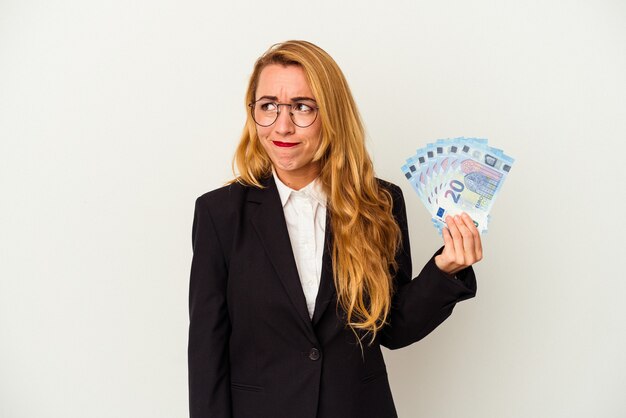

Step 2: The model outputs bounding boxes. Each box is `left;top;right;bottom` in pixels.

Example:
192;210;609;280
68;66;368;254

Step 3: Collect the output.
249;99;319;128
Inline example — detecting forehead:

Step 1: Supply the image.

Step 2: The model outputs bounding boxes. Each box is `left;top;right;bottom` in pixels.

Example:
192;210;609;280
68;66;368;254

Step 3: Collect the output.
255;64;314;99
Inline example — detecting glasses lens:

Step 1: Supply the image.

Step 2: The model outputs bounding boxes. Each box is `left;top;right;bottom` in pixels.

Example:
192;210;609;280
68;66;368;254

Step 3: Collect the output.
252;101;278;127
251;101;318;128
290;101;318;128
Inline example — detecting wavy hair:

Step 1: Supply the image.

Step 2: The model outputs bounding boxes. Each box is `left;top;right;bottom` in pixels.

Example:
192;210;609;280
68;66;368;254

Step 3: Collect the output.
232;40;401;344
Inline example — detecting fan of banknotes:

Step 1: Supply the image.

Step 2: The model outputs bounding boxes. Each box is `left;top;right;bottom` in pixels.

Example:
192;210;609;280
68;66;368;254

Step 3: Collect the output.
401;137;514;234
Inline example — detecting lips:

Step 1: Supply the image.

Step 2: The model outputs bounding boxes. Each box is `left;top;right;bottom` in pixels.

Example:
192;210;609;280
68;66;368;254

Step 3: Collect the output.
272;141;300;148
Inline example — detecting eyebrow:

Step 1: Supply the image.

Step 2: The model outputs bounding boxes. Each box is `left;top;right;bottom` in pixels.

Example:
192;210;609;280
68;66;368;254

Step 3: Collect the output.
256;95;317;103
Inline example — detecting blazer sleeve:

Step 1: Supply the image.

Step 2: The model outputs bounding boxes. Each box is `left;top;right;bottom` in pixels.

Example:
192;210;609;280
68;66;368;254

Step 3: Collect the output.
188;195;232;417
379;184;477;350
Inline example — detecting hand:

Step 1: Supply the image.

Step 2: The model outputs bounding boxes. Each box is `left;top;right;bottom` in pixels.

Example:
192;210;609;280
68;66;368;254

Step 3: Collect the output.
434;212;483;275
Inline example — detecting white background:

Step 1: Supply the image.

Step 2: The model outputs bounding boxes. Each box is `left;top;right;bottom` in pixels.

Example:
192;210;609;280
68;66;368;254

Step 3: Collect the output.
1;1;625;417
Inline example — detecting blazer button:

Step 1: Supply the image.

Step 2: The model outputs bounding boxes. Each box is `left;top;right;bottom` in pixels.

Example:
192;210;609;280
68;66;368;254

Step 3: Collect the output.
309;348;321;361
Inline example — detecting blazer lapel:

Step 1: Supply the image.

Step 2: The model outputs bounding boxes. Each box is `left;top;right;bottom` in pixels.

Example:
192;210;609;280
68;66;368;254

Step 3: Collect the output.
247;176;316;339
312;212;336;326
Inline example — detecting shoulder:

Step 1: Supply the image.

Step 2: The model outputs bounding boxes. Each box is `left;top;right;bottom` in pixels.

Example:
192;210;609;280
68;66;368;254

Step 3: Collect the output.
375;178;404;202
194;176;274;218
374;178;408;226
193;181;253;226
196;181;248;207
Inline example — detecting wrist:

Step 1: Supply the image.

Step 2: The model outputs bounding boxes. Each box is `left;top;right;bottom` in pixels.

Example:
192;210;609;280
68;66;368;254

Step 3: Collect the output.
434;255;458;278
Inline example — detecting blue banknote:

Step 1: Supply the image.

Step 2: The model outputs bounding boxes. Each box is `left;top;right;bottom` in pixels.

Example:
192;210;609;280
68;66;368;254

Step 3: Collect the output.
402;137;514;234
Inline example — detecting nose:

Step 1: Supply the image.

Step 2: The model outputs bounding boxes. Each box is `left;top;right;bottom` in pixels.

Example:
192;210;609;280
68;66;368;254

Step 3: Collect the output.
273;105;296;136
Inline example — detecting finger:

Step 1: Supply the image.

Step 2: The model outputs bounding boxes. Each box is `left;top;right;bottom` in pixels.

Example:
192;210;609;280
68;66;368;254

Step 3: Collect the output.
469;220;483;261
461;212;482;260
446;216;464;264
461;212;478;233
455;215;475;262
474;232;483;261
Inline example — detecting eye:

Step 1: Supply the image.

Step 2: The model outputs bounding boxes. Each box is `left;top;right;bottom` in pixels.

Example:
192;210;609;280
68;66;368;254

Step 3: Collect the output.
292;102;316;113
258;101;277;112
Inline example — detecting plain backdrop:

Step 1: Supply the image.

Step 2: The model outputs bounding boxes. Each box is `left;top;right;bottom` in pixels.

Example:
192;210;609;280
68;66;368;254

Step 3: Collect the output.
1;1;625;417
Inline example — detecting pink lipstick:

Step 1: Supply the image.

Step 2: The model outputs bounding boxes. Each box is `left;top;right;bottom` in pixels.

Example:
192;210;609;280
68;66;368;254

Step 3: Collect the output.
272;141;299;148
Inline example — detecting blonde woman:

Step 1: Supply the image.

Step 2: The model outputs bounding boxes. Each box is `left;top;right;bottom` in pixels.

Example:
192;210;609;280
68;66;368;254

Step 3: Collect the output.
188;40;482;418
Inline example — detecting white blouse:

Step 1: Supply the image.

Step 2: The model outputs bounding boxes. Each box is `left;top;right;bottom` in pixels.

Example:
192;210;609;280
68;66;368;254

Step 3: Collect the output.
273;172;327;319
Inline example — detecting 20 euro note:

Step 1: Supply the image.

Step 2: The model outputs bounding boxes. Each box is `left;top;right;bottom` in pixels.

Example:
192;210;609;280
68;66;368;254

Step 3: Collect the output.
430;148;514;233
402;137;515;234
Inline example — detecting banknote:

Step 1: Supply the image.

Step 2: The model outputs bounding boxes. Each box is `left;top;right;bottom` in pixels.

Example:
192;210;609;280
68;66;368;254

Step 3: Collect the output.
402;137;514;234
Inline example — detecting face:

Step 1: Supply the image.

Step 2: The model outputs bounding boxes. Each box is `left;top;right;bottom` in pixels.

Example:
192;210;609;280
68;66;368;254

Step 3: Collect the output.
254;64;322;189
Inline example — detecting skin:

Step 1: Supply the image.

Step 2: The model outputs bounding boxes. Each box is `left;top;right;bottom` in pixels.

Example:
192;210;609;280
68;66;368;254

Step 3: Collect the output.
254;64;482;275
435;212;483;275
255;64;322;191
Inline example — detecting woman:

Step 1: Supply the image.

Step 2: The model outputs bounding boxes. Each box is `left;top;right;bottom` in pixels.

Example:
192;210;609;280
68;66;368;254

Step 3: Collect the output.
188;40;482;418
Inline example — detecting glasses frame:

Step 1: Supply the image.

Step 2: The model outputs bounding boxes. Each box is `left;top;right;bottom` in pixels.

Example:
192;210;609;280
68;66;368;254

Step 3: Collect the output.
248;100;319;128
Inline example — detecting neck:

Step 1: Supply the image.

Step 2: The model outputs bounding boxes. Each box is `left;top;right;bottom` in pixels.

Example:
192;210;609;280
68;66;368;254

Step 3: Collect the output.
274;163;321;191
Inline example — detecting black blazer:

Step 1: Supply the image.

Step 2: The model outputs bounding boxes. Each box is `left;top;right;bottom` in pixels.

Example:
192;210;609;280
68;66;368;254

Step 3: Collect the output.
188;176;477;418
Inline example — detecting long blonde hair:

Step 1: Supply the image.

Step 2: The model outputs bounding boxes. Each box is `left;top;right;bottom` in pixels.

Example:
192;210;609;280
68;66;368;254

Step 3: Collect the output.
233;40;401;344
